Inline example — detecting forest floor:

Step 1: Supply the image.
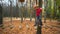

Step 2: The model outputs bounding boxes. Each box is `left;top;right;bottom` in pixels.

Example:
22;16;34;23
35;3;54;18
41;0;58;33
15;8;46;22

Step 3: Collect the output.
0;18;60;34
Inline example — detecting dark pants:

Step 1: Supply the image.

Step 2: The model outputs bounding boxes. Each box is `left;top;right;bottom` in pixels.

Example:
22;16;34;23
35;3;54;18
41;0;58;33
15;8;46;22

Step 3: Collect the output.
35;16;42;26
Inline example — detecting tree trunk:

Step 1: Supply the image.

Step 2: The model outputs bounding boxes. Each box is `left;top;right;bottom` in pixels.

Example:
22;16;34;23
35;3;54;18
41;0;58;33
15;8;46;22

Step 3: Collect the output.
21;3;23;23
36;0;42;34
37;26;42;34
0;5;3;25
30;0;32;21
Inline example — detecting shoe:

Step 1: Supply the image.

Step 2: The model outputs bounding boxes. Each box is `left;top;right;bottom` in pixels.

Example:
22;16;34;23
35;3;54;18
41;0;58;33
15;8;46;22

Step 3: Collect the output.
39;25;41;27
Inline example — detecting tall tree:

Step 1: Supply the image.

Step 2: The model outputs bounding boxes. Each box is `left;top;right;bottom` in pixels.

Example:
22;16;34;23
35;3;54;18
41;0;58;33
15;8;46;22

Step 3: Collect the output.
30;0;32;21
36;0;42;34
0;4;3;25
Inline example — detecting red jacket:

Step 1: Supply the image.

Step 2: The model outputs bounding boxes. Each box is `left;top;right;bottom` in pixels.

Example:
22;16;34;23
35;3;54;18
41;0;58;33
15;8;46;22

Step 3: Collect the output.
36;8;42;16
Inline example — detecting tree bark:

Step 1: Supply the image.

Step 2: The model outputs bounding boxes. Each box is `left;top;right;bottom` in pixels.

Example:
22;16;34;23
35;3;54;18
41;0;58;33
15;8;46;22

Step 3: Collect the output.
0;5;3;25
36;0;42;34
